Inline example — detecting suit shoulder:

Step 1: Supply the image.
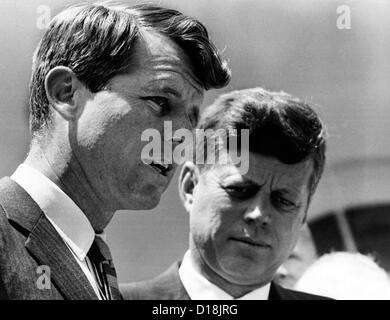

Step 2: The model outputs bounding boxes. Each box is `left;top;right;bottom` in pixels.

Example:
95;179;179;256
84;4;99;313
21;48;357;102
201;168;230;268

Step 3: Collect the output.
120;277;170;300
120;262;186;300
0;197;11;246
0;182;30;260
280;286;333;300
0;191;21;240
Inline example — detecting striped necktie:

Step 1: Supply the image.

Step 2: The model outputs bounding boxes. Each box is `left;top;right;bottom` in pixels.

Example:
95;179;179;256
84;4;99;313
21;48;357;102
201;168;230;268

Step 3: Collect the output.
88;235;122;300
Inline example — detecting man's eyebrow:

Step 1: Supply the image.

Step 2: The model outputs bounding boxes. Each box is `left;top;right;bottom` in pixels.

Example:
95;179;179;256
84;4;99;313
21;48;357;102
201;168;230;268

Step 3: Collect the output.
159;86;182;99
142;83;182;99
278;188;300;197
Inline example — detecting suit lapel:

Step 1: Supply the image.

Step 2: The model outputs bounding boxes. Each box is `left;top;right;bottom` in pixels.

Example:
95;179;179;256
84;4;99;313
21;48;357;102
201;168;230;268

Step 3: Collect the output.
269;282;283;300
25;214;98;300
0;177;98;300
269;282;298;300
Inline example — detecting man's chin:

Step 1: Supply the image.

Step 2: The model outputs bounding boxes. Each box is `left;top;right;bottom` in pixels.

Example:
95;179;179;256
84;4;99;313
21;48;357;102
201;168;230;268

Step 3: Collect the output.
123;192;162;210
220;259;272;285
139;196;160;210
224;270;272;288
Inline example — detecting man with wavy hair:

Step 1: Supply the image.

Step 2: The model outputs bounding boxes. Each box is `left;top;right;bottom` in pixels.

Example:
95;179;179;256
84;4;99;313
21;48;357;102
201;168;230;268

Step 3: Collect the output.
0;2;230;300
122;87;331;300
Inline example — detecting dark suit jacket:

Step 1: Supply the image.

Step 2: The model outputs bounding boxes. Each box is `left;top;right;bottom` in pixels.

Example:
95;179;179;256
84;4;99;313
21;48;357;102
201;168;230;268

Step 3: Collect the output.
0;177;98;300
121;261;331;300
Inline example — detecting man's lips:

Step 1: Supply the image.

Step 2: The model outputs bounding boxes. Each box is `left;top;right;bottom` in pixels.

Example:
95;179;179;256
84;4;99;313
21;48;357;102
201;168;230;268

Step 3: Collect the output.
230;237;271;248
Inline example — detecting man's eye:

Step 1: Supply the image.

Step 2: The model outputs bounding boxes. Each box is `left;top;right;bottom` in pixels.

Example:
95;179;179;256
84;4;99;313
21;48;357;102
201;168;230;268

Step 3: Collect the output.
225;186;258;199
272;193;297;210
146;97;170;115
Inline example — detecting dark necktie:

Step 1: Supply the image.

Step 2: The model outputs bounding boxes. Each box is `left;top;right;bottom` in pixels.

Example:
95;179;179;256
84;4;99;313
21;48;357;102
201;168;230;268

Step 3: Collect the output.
87;235;122;300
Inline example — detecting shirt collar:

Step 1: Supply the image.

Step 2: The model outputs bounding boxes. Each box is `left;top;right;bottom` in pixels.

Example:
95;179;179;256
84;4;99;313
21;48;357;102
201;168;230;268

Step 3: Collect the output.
11;164;95;261
178;250;270;300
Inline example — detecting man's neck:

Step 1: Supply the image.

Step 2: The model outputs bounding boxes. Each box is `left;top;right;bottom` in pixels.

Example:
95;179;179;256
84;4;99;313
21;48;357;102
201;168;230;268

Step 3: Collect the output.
25;141;114;232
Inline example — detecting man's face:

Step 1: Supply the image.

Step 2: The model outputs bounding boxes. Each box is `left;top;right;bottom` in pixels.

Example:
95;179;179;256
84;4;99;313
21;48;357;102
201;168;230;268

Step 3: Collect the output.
74;30;204;211
188;152;313;287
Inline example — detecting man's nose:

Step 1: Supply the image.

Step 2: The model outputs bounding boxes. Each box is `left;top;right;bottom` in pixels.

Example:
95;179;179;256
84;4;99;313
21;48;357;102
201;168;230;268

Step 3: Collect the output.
243;200;272;227
276;265;288;278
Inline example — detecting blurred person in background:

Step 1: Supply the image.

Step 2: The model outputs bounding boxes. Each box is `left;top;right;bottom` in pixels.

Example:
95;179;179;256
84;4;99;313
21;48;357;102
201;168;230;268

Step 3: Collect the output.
274;224;318;289
295;251;390;300
121;87;331;300
0;2;230;300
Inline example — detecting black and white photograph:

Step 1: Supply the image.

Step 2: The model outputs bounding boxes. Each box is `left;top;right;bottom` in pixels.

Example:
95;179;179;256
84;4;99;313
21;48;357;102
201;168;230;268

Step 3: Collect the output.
0;0;389;305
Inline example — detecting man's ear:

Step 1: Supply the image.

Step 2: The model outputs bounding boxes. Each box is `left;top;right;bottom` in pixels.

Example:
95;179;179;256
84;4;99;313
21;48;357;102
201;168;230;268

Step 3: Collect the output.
44;66;85;121
178;161;200;213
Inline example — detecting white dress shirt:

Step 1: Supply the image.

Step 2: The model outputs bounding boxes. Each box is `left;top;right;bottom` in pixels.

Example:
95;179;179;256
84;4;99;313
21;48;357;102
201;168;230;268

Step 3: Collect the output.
179;250;270;300
11;164;104;299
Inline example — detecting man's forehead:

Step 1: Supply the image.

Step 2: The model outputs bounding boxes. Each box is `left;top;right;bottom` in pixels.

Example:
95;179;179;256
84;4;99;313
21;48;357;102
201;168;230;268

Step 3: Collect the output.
247;154;313;180
132;29;204;93
249;153;312;168
209;153;313;186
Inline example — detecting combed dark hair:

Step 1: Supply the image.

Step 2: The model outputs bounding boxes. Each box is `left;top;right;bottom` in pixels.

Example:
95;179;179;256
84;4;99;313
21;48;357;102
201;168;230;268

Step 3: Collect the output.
195;87;327;197
29;2;231;134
